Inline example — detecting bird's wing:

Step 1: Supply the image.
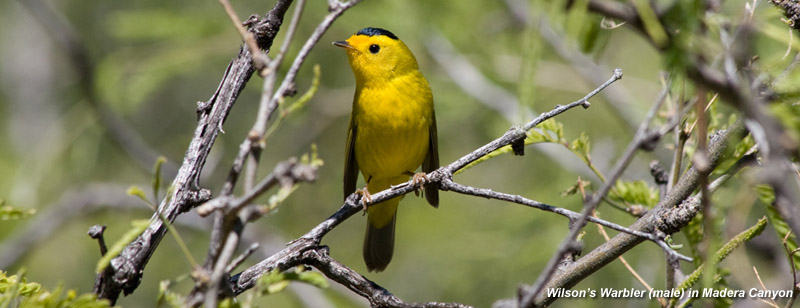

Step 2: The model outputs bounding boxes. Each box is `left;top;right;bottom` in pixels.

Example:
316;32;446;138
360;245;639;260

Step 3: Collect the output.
344;117;359;200
423;112;439;208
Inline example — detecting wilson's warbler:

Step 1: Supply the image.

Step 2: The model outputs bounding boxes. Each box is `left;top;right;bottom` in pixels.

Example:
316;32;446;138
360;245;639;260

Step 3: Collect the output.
334;27;439;272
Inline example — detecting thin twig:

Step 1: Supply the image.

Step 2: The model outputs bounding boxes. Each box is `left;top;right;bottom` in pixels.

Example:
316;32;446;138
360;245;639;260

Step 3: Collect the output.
226;243;260;274
205;231;240;307
232;69;625;298
525;122;743;307
194;1;360;306
440;179;690;262
218;0;267;71
753;266;781;308
198;157;318;307
89;0;296;302
577;181;666;307
593;212;667;306
197;158;318;216
781;231;800;308
244;0;307;191
303;247;474;308
520;83;671;307
87;225;109;256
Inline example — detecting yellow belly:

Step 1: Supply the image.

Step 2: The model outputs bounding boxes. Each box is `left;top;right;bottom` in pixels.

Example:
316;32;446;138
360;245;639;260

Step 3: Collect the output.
351;72;434;228
353;73;433;184
355;118;429;181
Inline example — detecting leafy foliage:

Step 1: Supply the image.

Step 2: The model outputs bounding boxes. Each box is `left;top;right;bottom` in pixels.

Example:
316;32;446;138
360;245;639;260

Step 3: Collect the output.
672;217;768;307
0;270;111;308
758;185;800;270
0;200;35;221
608;180;659;208
254;267;328;296
95;219;151;273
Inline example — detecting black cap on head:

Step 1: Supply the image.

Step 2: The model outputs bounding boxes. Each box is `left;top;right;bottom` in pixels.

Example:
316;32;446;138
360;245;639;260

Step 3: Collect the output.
356;27;398;40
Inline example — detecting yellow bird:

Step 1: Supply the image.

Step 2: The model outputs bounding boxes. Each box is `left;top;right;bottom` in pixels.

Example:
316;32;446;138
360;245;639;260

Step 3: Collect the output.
334;27;439;272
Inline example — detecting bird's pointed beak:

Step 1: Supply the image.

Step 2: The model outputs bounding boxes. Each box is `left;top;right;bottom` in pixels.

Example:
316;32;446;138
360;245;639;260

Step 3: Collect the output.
333;40;356;51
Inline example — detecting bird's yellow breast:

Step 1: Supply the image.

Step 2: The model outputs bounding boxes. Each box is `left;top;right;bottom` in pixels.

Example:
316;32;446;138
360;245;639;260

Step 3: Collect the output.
352;71;433;182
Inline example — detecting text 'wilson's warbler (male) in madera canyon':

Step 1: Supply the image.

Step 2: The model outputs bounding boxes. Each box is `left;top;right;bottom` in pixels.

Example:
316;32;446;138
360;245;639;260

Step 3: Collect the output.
334;27;439;272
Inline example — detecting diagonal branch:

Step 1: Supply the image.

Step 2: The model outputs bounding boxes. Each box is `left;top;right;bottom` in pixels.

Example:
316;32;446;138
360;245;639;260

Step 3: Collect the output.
193;1;363;306
91;0;296;303
229;69;623;304
303;247;473;308
518;81;675;307
525;122;743;307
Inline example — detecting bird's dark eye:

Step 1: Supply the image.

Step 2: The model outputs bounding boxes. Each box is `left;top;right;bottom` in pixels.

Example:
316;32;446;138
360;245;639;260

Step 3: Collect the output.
369;44;380;54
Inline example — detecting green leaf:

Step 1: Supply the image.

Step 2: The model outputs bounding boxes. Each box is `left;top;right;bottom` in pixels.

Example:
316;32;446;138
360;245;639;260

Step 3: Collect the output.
157;280;185;308
455;145;515;175
755;184;775;205
255;267;329;297
256;270;290;296
265;65;323;140
96;219;150;273
609;180;659;208
127;186;152;207
218;298;242;308
632;0;668;47
672;217;768;307
0;203;36;221
0;270;111;308
568;132;591;165
152;156;167;202
684;214;704;265
538;119;564;141
760;185;800;270
294;270;329;289
455;119;565;175
300;144;325;168
526;130;549;144
560;179;592;197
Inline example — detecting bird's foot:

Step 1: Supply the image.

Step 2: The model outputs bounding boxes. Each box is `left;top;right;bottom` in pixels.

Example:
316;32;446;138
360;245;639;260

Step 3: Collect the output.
355;187;372;214
411;172;429;197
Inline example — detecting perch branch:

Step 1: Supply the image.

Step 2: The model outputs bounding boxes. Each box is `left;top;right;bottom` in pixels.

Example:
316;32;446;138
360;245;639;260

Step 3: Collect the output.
229;70;623;305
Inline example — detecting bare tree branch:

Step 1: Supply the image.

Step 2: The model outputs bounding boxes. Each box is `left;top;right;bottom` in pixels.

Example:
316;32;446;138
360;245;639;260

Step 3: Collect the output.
518;80;676;306
186;1;364;306
439;179;691;262
587;0;800;263
196;157;319;307
228;70;623;305
303;247;474;308
523;122;744;307
90;0;297;302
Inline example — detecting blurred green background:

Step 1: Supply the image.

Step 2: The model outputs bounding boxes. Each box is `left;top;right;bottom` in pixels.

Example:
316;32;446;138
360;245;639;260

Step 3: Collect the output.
0;0;797;307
